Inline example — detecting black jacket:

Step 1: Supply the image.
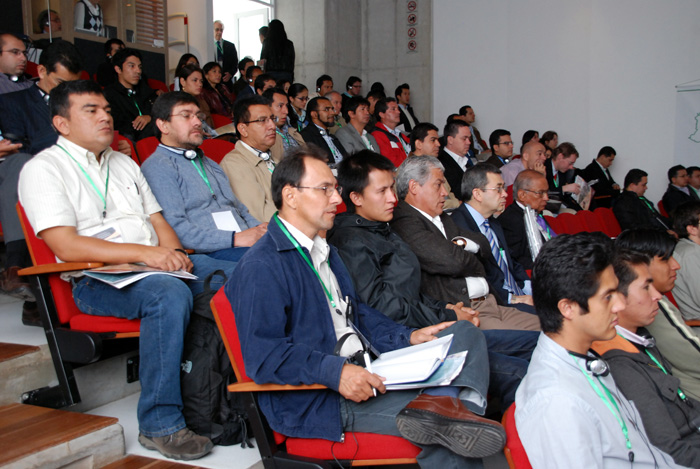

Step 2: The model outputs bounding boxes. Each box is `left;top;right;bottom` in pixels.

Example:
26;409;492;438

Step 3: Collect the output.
582;159;619;209
545;160;583;212
613;190;671;231
327;212;456;328
103;80;157;141
398;105;419;133
0;84;55;155
663;184;698;215
437;148;470;201
498;203;555;270
300;123;347;165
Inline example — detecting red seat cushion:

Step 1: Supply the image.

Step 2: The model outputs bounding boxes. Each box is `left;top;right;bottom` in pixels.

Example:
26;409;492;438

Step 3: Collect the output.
69;314;141;333
285;433;420;460
503;404;532;469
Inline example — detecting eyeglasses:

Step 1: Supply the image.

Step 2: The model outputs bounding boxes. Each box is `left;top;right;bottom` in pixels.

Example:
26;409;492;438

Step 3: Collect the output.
320;107;335;112
1;49;27;57
522;189;548;197
171;111;207;121
243;115;278;125
480;186;506;193
293;96;309;102
295;185;343;197
497;141;514;146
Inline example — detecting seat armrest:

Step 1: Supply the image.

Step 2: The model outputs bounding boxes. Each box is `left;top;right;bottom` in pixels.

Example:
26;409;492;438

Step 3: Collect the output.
228;382;327;393
685;320;700;327
19;262;105;276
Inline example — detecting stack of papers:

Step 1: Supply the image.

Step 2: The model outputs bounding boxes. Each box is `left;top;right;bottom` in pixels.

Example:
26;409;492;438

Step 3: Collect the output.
84;264;197;289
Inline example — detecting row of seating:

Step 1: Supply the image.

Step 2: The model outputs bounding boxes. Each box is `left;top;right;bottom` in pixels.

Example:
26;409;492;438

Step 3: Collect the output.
131;135;235;166
543;207;621;238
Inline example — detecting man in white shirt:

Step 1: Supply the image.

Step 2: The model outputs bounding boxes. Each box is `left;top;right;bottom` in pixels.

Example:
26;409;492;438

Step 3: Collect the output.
18;80;217;460
437;119;473;201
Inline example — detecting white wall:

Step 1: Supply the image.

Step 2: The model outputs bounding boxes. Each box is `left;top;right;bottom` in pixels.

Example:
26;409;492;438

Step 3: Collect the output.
167;0;214;84
433;0;700;202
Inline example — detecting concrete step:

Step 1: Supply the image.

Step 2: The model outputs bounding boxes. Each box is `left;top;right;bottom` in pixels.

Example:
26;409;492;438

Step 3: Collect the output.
0;342;56;406
0;403;125;468
103;455;207;468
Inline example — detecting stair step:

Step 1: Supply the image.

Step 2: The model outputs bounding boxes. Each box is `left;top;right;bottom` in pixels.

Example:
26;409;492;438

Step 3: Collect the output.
0;343;57;406
0;403;125;468
0;342;40;362
103;455;206;468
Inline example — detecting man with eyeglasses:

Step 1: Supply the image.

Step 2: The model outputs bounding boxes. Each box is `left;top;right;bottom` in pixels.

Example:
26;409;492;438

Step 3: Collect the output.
500;170;557;270
300;96;348;166
263;87;304;163
220;95;278;222
484;129;513;169
141;92;266;264
0;33;32;94
341;75;362;109
451;164;533;309
213;20;238;90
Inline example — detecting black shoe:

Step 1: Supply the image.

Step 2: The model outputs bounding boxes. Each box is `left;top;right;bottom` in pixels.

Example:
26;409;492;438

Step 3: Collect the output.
1;267;35;301
21;301;42;327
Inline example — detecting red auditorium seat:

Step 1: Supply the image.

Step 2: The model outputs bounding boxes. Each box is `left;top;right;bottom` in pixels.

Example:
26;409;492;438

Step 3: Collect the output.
200;139;235;164
578;210;606;234
135;136;160;164
555;212;587;234
594;207;621;237
502;403;532;469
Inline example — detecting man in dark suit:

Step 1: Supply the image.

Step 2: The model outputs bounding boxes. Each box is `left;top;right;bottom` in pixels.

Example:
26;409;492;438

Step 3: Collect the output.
300;97;347;165
390;156;540;331
437;119;473;201
582;146;621;209
484;129;513;168
213;20;238;90
231;57;254;97
613;169;672;232
546;142;583;212
451;164;532;307
663;165;699;215
233;66;262;104
458;106;488;156
395;83;419;132
500;170;557;270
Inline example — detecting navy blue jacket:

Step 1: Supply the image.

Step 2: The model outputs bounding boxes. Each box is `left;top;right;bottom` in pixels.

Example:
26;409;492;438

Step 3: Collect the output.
225;218;414;441
0;84;56;155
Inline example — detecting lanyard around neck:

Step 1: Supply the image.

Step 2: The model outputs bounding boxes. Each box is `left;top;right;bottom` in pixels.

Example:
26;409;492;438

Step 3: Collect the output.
191;157;215;199
638;341;689;402
57;144;110;219
273;213;336;308
276;128;290;147
216;41;223;54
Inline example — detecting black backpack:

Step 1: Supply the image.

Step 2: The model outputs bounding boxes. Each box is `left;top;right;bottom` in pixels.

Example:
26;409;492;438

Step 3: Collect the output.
180;271;252;447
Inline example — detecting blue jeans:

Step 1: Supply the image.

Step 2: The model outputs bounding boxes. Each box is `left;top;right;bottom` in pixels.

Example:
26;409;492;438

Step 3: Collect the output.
482;329;538;410
340;321;488;469
206;247;249;264
72;254;237;437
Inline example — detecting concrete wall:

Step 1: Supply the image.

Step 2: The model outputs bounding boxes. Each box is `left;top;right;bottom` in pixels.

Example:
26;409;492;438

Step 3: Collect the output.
433;0;700;202
167;0;214;85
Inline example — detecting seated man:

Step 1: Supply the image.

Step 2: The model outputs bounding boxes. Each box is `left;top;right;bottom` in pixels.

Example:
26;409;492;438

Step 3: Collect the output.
390;156;540;331
220;95;278;222
0;33;33;94
499;170;557;270
613;169;672;232
437;119;473;201
672;201;700;321
616;229;700;402
227;146;506;467
18;80;226;460
687;166;700;199
104;48;157;142
410;122;459;210
515;232;681;468
395;83;419;133
663;165;698;215
326;90;346;135
546;142;583;212
582;146;620;209
263;87;303;162
96;38;124;87
451;164;532;307
253;72;276;96
371;98;411;167
484;129;513;168
231;57;254;97
299;96;347;165
594;249;700;467
328;151;538;411
141;92;267;263
233;65;261;103
334;96;379;154
500;141;546;188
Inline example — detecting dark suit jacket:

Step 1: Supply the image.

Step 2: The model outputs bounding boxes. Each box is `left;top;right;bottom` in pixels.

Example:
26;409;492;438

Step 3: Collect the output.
499;203;554;270
220;39;239;88
662;185;696;215
0;84;56;155
450;204;528;304
484;154;509;169
582;159;619;209
234;85;254;104
469;125;488;154
613;190;671;231
390;201;491;306
545;160;583;211
437;148;469;201
398;105;419;132
300;123;348;165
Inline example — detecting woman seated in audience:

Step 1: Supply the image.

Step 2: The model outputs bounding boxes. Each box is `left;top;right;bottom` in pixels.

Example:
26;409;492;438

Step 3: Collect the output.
200;61;234;119
522;130;539;145
178;64;218;137
540;130;558;151
174;53;199;91
276;78;291;94
287;83;309;131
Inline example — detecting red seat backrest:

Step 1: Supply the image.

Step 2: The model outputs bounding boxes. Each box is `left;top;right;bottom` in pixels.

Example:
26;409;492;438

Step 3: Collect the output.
505;184;514;208
556;212;586;234
543;215;563;236
25;61;39;78
200;139;235;164
579;210;606;234
658;200;669;218
211;114;233;128
211;288;251;383
80;70;90;80
147;78;169;94
502;403;533;469
594;207;621;237
110;132;140;165
135;136;160;164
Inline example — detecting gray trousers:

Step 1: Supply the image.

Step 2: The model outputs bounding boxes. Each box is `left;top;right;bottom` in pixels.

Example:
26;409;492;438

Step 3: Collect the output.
0;153;32;242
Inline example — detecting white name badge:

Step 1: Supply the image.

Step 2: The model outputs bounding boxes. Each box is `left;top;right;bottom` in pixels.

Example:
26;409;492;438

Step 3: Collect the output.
212;211;241;232
390;142;399;149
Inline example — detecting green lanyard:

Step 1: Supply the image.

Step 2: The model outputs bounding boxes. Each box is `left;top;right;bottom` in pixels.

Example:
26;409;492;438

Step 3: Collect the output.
191;157;215;200
216;41;223;55
552;172;559;188
276;129;290;147
572;355;632;454
644;347;688;401
273;213;336;308
57;144;110;219
640;196;655;212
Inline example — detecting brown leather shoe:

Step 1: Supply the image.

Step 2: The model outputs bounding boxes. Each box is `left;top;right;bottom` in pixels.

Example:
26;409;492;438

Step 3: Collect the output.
396;394;506;459
22;301;42;327
139;428;213;461
1;267;35;301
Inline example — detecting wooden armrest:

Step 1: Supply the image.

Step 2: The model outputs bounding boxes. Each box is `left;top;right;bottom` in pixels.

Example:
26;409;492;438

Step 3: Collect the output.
19;262;105;276
185;249;194;254
685;320;700;327
228;382;327;393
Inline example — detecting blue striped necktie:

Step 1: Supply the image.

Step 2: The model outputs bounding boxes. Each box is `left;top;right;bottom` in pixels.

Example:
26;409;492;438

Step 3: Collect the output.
482;219;524;296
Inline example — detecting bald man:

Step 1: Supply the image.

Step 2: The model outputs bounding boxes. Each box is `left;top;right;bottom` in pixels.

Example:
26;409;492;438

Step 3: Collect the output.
500;141;547;187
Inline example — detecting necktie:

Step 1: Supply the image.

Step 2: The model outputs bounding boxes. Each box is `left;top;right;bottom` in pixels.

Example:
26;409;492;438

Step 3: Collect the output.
482;220;524;296
536;215;556;239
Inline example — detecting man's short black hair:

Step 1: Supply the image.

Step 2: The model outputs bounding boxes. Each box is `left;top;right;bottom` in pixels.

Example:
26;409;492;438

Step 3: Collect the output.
613;249;651;297
151;91;199;139
342;95;370;122
254;72;275;92
597;146;616;158
623;168;647;189
259;25;268;37
410;122;439;152
37;9;58;33
521;130;538;146
489;129;511;149
316;74;332;90
458;105;471;116
443;119;469;139
271;144;329;209
337;150;395;213
39;40;82;74
668;164;686;183
532;232;614;333
394;83;409;98
672;201;700;238
374;97;397;121
687;166;700;177
306;96;329;118
50;79;105;119
345;76;361;90
262;87;287;103
103;38;124;57
366;89;385;101
461;163;501;202
0;32;24;51
553;142;579;160
238;57;254;73
112;48;142;70
233;94;271;137
245;65;261;82
615;229;677;261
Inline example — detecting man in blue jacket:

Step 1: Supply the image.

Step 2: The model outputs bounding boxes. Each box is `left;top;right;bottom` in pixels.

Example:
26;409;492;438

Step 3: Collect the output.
226;146;506;468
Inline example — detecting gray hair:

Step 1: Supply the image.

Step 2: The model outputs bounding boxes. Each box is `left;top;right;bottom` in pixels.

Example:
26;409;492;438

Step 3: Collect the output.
396;155;444;200
513;169;543;200
461;163;501;202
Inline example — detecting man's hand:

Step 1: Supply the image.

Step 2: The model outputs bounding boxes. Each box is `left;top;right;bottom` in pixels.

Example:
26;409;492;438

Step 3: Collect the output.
234;223;268;247
116;139;132;156
447;302;480;327
533;160;546;175
0;139;22;157
141;246;193;272
562;183;581;195
511;295;534;306
132;115;152;131
338;363;385;402
410;321;455;345
612;183;621;191
222;72;232;83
